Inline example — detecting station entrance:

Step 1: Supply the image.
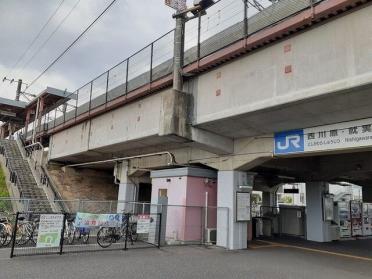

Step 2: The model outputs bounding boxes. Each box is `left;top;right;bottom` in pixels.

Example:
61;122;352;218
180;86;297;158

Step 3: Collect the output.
248;148;372;258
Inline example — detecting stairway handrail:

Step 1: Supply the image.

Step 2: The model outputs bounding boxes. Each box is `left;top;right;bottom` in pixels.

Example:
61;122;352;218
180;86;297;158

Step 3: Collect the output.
39;165;67;211
22;141;68;212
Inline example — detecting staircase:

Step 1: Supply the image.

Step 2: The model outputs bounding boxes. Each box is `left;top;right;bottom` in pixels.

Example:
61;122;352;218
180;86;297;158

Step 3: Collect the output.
0;139;52;212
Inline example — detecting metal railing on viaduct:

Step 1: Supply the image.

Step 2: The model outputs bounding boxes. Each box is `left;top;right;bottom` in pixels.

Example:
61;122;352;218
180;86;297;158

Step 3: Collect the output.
25;0;323;138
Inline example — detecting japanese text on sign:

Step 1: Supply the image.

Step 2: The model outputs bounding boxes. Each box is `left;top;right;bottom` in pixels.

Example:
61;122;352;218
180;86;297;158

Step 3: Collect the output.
274;118;372;155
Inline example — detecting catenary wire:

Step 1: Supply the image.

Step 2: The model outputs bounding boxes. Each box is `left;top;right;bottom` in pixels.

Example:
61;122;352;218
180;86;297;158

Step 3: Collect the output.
9;0;66;76
25;0;118;92
18;0;81;75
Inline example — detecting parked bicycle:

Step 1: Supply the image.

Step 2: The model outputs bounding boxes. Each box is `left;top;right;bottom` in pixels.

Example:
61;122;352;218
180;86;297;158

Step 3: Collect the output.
0;213;39;247
64;214;90;245
96;214;137;248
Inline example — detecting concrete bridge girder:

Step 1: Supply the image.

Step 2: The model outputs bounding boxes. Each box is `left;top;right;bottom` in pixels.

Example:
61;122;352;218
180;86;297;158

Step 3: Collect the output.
122;136;274;176
49;4;372;172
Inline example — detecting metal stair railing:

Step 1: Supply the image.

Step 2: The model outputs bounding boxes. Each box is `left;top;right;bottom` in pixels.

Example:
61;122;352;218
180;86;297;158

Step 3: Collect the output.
39;165;68;212
22;140;67;212
1;139;52;212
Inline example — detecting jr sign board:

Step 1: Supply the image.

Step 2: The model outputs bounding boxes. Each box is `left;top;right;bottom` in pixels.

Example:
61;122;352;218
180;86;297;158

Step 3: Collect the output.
274;118;372;155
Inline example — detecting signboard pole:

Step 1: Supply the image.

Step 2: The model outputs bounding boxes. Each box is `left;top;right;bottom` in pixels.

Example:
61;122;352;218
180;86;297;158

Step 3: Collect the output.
9;212;19;258
59;213;67;255
124;213;129;251
158;213;162;248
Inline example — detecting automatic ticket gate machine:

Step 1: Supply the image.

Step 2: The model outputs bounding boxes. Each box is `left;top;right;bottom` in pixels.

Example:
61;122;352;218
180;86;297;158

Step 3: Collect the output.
323;194;340;241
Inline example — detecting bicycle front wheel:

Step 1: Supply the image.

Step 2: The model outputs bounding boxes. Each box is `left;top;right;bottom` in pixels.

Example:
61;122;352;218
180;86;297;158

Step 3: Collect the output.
0;224;7;247
97;227;115;248
16;223;32;246
80;230;90;244
30;222;39;245
130;223;138;242
67;228;76;245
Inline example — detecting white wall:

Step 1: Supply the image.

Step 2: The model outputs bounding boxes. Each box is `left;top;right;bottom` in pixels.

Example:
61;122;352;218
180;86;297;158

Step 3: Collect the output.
49;90;166;160
194;5;372;125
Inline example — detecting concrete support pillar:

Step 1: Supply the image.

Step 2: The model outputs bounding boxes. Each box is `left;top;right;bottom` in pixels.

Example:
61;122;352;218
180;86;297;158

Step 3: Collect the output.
149;195;168;246
362;186;372;203
115;162;137;213
306;182;330;242
217;170;250;250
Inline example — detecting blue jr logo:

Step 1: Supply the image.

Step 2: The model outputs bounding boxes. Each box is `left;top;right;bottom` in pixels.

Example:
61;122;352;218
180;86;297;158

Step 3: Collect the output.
274;129;305;154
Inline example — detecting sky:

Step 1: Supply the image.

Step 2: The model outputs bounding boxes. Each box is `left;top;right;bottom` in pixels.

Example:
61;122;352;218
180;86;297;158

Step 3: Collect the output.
0;0;269;101
0;0;179;100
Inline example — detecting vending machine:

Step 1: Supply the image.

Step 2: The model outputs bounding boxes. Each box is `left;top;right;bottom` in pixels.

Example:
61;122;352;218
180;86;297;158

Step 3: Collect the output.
337;201;351;238
362;203;372;236
350;201;363;236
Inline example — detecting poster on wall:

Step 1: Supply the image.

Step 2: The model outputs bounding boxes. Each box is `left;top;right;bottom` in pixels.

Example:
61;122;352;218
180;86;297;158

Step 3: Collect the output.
36;214;64;248
236;192;251;222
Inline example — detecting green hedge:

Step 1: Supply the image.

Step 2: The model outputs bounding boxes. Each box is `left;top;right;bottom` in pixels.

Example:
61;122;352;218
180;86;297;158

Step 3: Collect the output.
0;166;8;197
0;166;12;213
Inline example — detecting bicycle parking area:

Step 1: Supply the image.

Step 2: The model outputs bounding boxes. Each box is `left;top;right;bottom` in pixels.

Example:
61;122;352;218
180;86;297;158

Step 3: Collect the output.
5;211;161;258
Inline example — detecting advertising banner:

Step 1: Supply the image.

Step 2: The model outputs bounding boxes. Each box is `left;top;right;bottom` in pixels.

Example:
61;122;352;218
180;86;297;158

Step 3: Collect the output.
274;118;372;155
75;213;122;228
36;214;64;248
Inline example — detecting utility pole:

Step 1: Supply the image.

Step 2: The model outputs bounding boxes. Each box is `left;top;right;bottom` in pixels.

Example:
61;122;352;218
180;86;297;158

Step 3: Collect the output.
170;1;215;91
2;77;26;101
15;79;22;101
172;14;186;92
160;0;215;138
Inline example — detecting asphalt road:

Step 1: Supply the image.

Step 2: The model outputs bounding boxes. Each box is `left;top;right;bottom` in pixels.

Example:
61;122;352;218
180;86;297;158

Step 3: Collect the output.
0;244;371;279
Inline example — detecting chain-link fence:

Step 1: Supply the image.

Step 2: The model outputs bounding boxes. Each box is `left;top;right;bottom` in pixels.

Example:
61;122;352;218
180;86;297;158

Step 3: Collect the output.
22;0;323;140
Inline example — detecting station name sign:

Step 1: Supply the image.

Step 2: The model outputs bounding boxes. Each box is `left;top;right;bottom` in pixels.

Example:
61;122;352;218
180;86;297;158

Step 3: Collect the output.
274;118;372;155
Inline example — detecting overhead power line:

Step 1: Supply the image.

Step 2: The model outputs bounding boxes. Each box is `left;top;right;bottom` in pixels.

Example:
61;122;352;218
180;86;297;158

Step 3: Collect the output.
0;0;65;94
26;0;118;91
19;0;81;74
10;0;66;75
